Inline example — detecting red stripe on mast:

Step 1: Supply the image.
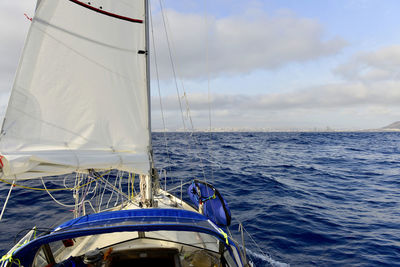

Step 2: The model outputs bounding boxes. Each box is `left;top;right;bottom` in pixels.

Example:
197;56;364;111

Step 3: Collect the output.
69;0;143;24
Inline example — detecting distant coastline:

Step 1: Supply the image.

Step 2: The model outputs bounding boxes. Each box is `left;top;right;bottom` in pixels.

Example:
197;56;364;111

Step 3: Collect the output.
152;128;400;133
153;121;400;133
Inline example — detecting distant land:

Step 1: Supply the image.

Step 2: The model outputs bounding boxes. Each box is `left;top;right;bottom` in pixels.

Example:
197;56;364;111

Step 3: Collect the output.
153;121;400;132
379;121;400;132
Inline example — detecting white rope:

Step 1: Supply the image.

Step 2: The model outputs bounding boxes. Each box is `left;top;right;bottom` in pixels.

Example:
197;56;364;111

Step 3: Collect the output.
80;175;96;215
162;169;167;191
106;174;117;208
114;171;121;207
98;172;133;208
132;173;137;197
0;179;15;221
127;172;131;200
99;172;110;211
83;200;96;214
74;173;82;217
41;177;84;208
41;171;134;213
117;171;123;206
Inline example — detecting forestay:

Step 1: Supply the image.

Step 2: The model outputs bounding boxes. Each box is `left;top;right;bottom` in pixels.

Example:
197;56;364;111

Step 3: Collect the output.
0;0;151;180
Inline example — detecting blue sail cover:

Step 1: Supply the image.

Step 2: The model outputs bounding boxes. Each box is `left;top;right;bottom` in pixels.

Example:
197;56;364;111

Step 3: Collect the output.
9;209;240;267
188;180;231;227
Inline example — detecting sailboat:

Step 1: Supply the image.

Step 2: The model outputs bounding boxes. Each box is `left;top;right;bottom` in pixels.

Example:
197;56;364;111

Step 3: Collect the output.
0;0;252;266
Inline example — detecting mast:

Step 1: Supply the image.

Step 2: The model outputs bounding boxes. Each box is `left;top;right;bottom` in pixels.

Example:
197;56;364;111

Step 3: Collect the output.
145;0;152;153
141;0;154;207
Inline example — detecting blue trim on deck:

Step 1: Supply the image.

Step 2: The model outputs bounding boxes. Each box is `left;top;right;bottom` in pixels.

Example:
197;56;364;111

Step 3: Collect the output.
55;208;206;230
11;209;240;266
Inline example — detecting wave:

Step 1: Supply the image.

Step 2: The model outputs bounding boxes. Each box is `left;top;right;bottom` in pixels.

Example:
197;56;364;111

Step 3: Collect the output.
246;248;290;267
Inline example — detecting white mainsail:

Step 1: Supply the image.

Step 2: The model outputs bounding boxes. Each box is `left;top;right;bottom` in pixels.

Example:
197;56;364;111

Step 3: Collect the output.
0;0;151;180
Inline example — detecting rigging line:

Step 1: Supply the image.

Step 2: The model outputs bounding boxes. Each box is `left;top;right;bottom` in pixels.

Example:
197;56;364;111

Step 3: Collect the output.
93;172;133;207
127;172;131;200
80;175;95;215
75;174;90;216
158;0;187;131
106;174;116;208
158;1;208;184
82;200;98;215
149;1;173;175
95;174;132;207
179;90;210;184
74;172;82;217
203;0;212;133
84;200;97;214
41;177;84;208
63;173;72;189
114;171;121;206
0;180;15;221
109;173;119;208
131;173;135;200
203;0;215;184
180;92;210;183
132;173;137;197
96;173;103;211
99;171;111;210
116;171;123;206
13;228;51;245
237;218;274;263
158;0;194;188
166;180;192;194
0;170;111;192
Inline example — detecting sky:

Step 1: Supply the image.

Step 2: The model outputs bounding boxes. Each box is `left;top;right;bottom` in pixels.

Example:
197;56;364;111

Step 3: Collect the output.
1;0;400;131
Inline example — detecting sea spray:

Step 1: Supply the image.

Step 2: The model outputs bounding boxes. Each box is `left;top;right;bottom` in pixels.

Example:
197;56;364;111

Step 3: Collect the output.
246;248;290;267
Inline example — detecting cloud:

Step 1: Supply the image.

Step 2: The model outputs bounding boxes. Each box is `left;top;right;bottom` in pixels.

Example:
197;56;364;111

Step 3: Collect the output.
153;81;400;112
1;3;346;96
2;2;395;130
151;79;400;130
334;45;400;81
151;8;347;80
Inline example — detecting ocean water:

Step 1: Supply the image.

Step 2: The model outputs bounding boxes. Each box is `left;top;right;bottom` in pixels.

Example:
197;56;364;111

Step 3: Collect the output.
1;132;400;266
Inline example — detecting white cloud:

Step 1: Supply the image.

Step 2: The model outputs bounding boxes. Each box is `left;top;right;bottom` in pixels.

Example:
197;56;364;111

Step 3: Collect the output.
151;8;347;80
334;45;400;81
151;79;400;130
150;44;399;130
2;2;396;130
